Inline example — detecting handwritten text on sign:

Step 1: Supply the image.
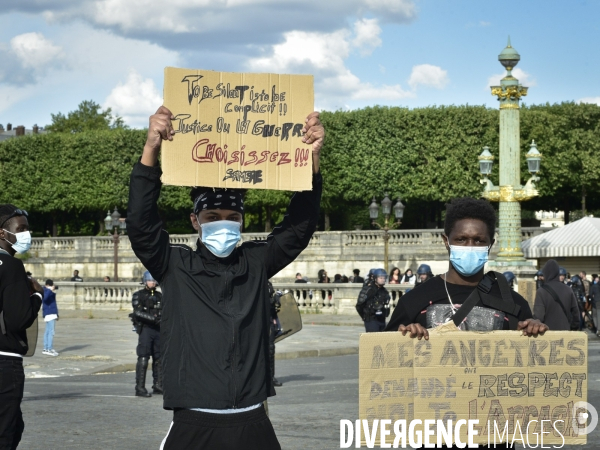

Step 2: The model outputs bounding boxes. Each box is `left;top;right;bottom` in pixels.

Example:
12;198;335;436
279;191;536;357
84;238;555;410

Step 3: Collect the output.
359;330;588;446
161;68;314;191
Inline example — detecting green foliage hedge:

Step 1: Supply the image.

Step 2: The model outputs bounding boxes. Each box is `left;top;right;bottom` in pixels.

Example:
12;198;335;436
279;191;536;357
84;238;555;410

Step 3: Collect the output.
1;102;599;234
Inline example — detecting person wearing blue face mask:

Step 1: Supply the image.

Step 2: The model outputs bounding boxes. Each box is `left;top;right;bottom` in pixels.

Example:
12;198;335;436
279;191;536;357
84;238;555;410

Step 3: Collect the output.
385;198;548;450
127;106;324;450
0;205;43;449
385;197;548;336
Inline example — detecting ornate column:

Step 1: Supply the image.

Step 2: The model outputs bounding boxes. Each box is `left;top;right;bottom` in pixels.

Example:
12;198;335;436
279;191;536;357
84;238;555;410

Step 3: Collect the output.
481;38;540;270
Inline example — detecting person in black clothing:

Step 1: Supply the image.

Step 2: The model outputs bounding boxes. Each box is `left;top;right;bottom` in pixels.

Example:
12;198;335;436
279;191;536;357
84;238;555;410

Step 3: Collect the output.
591;275;600;335
130;270;163;397
356;268;390;332
533;259;579;331
294;273;307;301
385;198;547;450
0;205;43;449
415;263;433;285
352;269;364;284
70;270;83;282
126;106;324;450
535;269;544;289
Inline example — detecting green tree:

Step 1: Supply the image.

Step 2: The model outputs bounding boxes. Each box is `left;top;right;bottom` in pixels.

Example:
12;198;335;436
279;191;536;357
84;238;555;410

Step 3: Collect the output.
46;100;128;133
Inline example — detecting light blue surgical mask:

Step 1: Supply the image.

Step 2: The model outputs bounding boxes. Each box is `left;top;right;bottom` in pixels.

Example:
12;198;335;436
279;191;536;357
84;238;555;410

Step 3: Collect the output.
449;245;489;277
3;229;32;254
200;220;241;258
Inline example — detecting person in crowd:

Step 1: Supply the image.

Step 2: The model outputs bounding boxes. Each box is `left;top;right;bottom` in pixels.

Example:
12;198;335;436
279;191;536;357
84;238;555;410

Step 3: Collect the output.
415;264;433;285
104;276;110;282
503;271;516;290
535;269;544;289
571;275;594;332
579;270;590;301
388;267;401;284
341;275;349;283
400;269;416;285
294;272;308;301
356;268;390;332
130;271;163;397
0;205;43;449
386;198;547;449
352;269;364;284
126;106;324;449
363;268;377;286
590;275;600;335
559;267;567;284
386;197;547;337
318;269;331;302
388;267;402;303
333;274;342;283
70;270;83;282
533;259;580;331
42;279;59;357
317;269;330;283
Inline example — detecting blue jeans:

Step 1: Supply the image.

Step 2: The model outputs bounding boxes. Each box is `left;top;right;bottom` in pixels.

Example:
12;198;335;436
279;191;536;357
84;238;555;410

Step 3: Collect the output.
44;319;55;350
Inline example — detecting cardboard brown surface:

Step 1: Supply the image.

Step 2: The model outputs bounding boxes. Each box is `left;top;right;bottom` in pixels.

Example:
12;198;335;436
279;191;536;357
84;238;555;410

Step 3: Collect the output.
161;68;314;191
359;327;588;445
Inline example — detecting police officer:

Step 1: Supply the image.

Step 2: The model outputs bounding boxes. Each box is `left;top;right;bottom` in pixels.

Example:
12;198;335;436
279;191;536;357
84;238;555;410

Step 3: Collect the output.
356;269;390;332
559;267;568;284
503;271;516;290
535;270;544;289
267;282;282;387
415;264;433;285
130;271;163;397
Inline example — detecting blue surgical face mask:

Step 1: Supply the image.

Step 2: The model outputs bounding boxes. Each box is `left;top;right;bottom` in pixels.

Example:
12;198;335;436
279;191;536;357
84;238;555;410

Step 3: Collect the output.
200;220;241;258
449;245;489;277
3;229;32;254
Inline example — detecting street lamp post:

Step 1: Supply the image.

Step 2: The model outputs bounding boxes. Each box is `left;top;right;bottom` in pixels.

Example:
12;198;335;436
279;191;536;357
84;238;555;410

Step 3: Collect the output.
104;207;126;282
480;38;542;267
369;194;405;272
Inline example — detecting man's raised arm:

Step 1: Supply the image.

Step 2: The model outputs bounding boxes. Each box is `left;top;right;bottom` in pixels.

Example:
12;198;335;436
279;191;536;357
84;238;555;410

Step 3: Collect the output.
126;106;176;282
264;112;324;278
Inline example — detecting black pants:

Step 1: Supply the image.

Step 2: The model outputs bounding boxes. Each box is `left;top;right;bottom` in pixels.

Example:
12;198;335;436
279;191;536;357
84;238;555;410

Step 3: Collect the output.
137;326;160;359
364;319;386;333
161;406;281;450
0;357;25;450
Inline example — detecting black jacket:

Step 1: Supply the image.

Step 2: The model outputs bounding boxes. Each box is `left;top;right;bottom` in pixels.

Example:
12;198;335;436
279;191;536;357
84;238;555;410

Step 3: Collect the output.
131;287;162;331
356;284;390;322
0;253;42;355
126;162;321;410
534;259;579;330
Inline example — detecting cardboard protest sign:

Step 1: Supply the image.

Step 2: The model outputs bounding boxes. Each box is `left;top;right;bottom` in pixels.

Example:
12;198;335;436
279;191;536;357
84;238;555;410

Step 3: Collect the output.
161;67;314;191
359;326;588;446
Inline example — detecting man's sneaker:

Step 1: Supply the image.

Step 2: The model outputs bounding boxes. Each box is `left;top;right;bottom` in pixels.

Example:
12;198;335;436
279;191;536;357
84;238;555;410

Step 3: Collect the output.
48;349;59;357
42;349;52;356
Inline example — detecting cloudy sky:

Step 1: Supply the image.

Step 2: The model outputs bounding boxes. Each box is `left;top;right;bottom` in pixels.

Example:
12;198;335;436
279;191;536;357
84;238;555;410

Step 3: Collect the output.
1;0;599;129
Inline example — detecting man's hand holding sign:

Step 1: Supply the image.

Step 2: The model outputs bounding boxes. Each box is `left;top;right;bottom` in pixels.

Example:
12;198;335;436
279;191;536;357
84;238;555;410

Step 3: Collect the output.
141;107;323;174
127;68;322;450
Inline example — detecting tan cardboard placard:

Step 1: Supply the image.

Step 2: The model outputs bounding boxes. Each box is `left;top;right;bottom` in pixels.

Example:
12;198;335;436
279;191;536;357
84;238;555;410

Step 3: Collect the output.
359;328;588;446
161;67;314;191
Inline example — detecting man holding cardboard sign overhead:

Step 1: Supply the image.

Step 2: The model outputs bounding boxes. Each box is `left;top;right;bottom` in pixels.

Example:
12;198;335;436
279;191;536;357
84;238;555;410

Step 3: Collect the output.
126;102;323;449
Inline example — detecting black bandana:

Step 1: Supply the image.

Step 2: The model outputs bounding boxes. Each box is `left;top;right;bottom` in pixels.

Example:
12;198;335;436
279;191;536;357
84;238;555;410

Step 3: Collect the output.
193;190;244;215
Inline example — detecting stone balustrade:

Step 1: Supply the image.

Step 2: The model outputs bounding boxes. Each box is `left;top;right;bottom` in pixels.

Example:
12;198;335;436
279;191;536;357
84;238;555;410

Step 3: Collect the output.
28;228;550;282
53;281;410;315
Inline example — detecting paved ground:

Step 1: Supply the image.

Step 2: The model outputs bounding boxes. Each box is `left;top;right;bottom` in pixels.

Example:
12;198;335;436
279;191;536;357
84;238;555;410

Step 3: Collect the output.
19;355;357;450
16;315;600;449
25;313;364;378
